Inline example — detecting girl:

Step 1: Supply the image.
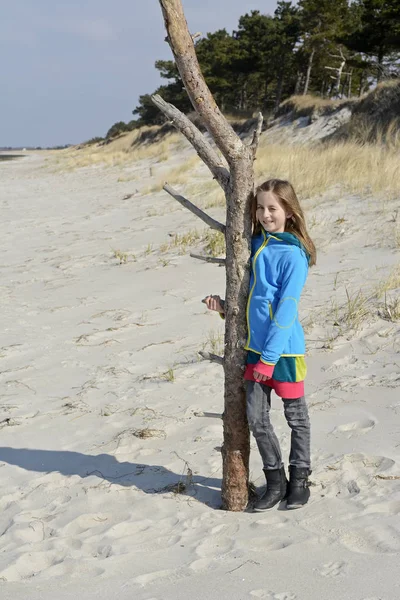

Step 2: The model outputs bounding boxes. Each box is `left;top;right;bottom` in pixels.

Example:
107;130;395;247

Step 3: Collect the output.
205;179;316;511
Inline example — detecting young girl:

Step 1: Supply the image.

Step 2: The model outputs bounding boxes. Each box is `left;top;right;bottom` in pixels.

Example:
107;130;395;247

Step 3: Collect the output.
205;179;316;511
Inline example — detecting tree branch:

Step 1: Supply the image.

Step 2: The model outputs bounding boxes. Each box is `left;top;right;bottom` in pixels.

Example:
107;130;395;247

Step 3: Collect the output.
194;411;223;419
249;112;264;158
190;253;226;265
163;184;226;233
151;94;230;191
198;351;224;365
158;0;245;163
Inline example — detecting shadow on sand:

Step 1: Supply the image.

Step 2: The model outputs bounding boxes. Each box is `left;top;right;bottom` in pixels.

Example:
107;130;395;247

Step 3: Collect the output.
0;447;223;508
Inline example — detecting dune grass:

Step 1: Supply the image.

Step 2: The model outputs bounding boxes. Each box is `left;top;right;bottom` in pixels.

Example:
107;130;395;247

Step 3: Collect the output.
255;139;400;200
49;88;400;204
51;128;182;171
278;94;351;118
141;155;202;194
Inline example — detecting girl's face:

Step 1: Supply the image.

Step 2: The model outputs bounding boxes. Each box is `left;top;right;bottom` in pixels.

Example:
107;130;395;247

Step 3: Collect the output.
256;190;291;234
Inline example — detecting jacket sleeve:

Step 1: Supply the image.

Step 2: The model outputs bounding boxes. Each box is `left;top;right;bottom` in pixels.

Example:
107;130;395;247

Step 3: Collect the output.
259;250;308;369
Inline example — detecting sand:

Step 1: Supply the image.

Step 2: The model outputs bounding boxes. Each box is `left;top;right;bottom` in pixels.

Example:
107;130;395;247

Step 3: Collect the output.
0;148;399;600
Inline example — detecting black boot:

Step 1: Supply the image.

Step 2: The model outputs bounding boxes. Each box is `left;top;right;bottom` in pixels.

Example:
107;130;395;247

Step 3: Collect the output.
253;466;288;512
286;466;311;509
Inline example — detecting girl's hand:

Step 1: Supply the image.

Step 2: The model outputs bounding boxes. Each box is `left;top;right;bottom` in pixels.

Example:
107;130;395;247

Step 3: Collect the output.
253;368;271;383
203;294;225;314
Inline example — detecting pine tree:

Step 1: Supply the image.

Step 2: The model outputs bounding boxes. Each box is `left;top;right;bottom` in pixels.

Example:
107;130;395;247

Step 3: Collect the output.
341;0;400;80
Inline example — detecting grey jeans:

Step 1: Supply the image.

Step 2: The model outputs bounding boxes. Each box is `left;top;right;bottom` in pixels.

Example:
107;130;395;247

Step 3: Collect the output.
246;380;311;470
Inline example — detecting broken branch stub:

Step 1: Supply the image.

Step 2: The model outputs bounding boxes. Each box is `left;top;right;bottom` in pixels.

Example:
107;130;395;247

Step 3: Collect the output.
190;253;226;266
198;351;224;365
163;184;226;234
249;112;264;157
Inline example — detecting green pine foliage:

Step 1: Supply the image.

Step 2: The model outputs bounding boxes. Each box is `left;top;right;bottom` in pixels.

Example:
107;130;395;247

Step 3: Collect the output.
129;0;400;127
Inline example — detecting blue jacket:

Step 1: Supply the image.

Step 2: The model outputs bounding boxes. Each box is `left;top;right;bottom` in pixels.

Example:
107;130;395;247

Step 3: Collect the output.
245;228;309;371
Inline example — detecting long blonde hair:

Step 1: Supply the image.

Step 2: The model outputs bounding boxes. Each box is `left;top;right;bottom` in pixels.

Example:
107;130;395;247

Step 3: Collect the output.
252;179;317;266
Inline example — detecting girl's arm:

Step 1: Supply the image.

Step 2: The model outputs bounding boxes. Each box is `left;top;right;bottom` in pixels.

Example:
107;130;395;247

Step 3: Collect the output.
255;251;308;378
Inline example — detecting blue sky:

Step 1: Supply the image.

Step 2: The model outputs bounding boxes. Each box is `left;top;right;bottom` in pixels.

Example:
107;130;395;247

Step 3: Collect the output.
1;1;278;147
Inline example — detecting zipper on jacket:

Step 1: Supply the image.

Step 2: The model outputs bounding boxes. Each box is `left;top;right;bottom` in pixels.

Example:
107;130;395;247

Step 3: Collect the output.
268;302;273;319
246;230;270;348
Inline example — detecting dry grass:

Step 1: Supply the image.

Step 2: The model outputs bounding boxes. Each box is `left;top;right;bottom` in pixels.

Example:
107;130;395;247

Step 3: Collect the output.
378;295;400;322
342;289;371;330
328;288;372;336
161;368;175;382
255;139;400;199
203;230;226;257
142;155;201;195
344;116;400;149
51;128;181;171
133;428;166;439
375;266;400;297
159;227;225;258
277;94;352;119
111;249;128;264
202;329;225;355
160;228;202;254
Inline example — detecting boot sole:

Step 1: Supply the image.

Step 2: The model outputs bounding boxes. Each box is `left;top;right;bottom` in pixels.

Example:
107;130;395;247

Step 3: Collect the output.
252;505;279;512
286;502;307;510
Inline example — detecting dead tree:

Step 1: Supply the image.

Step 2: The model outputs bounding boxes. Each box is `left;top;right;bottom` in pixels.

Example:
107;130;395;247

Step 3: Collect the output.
153;0;263;511
325;48;351;98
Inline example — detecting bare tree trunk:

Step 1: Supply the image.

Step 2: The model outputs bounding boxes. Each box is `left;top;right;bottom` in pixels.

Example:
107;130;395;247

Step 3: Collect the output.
274;58;286;112
347;70;353;98
155;0;263;511
294;71;302;95
325;48;347;99
303;48;315;96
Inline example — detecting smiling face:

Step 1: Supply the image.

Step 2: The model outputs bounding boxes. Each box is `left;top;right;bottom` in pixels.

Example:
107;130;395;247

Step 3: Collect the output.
255;190;291;234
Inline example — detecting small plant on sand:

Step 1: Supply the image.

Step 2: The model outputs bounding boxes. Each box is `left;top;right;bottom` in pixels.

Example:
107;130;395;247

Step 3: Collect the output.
374;266;400;297
133;428;166;439
159;258;171;267
203;230;226;257
327;288;371;336
161;368;175;382
160;453;194;495
395;227;400;249
379;294;400;322
112;249;128;264
166;229;202;254
342;288;370;330
202;329;225;355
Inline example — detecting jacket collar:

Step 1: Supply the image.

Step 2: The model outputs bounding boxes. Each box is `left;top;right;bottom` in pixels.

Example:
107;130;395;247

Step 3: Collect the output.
261;229;309;261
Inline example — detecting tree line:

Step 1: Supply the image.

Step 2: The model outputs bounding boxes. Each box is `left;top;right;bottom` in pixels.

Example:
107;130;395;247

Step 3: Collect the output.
105;0;400;137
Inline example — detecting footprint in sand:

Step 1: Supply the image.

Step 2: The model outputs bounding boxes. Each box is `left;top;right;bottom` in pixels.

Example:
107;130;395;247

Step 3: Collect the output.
316;561;348;577
331;418;375;438
339;523;400;554
193;522;239;558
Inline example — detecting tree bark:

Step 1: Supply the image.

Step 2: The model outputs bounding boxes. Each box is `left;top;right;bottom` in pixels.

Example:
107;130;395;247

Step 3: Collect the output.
156;0;259;511
159;0;242;163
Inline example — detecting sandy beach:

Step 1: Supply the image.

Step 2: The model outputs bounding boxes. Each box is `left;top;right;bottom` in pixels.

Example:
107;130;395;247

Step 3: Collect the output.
1;145;400;600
